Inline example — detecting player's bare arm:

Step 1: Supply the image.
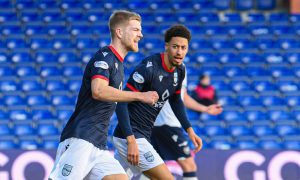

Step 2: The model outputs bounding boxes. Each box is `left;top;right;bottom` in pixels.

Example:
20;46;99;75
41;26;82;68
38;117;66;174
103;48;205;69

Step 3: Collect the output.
91;78;158;104
183;88;223;115
126;135;139;166
187;127;203;153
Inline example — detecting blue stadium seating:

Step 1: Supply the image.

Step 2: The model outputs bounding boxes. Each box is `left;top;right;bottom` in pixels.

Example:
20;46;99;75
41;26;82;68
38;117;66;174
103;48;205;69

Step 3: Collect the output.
257;0;276;10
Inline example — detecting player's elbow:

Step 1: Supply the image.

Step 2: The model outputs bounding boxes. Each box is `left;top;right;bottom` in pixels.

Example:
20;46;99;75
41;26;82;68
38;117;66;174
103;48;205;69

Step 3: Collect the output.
91;89;106;101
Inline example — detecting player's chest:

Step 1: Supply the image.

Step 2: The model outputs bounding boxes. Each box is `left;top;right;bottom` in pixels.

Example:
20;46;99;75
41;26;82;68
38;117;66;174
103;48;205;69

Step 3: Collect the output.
152;71;179;97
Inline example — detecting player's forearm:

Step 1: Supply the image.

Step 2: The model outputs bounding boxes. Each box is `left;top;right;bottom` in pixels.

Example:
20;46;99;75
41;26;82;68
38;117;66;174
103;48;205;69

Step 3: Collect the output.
170;94;192;131
116;102;134;137
93;85;143;102
184;93;208;113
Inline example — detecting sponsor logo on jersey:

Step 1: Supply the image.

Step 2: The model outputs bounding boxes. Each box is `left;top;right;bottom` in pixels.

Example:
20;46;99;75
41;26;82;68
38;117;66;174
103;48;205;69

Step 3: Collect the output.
144;151;154;162
62;164;73;176
133;72;144;83
146;61;152;68
102;51;108;57
94;61;109;69
173;72;178;86
115;62;118;70
159;75;163;82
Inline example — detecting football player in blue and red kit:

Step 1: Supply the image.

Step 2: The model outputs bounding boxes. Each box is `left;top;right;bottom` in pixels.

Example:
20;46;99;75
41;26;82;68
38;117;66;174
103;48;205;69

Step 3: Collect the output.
49;10;158;180
113;25;202;180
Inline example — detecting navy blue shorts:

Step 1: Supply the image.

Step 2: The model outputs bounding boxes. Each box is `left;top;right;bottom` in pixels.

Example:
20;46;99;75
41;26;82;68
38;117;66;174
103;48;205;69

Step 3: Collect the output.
151;125;191;161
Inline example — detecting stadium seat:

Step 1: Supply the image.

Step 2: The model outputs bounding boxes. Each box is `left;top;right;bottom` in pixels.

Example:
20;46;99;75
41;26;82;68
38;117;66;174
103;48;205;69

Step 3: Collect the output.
11;52;33;63
16;66;38;77
268;110;292;121
235;0;254;10
21;80;43;92
237;95;262;108
221;110;245;122
14;122;35;136
253;125;275;136
236;139;258;149
40;65;62;78
67;80;82;92
2;25;22;36
9;109;30;121
45;80;67;92
230;80;252;93
30;38;51;50
252;80;278;93
0;80;18;92
285;95;300;107
32;109;54;120
278;81;298;93
284;140;300;150
19;136;39;150
204;125;226;136
4;95;25;106
52;38;73;50
223;13;242;23
275;124;298;136
51;95;73;106
47;24;70;35
259;138;283;149
63;66;83;77
42;12;64;23
213;0;230;10
35;52;57;64
223;66;247;78
257;0;276;10
0;12;18;24
0;122;12;136
37;123;59;136
27;95;49;106
66;12;85;23
261;96;285;108
228;125;252;137
245;110;268;121
41;135;60;149
198;13;219;23
0;137;17;149
20;12;40;22
6;38;28;49
25;25;45;36
209;137;233;150
232;38;256;51
246;13;266;24
269;13;289;24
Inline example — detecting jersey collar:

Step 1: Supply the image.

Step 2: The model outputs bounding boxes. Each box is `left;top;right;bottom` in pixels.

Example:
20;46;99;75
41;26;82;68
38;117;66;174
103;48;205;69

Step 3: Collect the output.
161;53;175;73
108;45;124;63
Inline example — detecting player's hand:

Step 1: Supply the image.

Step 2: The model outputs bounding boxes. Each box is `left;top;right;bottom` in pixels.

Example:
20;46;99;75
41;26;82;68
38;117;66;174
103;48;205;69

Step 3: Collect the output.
127;136;139;166
187;128;203;153
141;91;159;105
206;104;223;115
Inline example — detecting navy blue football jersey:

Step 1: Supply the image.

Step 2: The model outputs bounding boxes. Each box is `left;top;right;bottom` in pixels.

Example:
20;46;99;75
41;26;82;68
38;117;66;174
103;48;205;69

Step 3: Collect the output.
61;45;124;149
114;53;187;141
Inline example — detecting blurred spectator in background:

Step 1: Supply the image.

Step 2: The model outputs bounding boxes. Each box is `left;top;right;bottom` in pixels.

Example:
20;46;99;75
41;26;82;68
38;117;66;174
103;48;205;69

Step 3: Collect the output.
192;74;218;106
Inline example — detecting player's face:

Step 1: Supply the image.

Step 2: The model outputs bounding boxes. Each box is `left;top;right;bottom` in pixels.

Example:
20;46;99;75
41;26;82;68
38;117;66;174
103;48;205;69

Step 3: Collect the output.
165;37;188;67
122;19;143;52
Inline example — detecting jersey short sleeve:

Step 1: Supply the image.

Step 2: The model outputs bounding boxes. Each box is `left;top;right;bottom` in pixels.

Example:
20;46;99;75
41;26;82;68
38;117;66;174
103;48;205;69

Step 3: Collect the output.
125;62;151;92
90;53;112;82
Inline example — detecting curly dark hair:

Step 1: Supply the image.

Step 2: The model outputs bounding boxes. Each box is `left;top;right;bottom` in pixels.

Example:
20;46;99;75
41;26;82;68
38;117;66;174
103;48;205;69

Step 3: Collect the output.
164;25;191;43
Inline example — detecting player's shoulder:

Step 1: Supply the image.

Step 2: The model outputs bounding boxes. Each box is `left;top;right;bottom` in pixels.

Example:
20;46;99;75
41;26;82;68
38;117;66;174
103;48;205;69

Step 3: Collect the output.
177;63;186;74
88;46;115;68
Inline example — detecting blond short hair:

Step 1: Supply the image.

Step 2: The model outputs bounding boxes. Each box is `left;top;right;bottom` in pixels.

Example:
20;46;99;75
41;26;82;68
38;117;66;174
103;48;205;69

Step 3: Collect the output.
108;10;141;38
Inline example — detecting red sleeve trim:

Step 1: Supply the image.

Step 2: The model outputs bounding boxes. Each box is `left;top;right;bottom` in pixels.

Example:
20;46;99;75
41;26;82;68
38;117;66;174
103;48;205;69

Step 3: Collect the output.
126;83;139;92
92;75;109;82
175;90;181;94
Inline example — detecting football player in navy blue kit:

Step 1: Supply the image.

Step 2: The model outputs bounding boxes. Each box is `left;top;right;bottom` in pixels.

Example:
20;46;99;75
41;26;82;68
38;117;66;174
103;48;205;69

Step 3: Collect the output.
113;25;202;180
49;10;159;180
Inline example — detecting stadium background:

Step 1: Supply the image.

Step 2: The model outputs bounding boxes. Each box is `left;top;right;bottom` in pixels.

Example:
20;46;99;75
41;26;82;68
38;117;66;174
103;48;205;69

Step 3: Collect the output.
0;0;300;179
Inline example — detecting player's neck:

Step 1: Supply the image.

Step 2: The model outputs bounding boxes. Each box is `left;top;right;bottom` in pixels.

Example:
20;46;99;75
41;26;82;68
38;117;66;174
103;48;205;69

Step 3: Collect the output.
110;41;127;59
163;53;176;71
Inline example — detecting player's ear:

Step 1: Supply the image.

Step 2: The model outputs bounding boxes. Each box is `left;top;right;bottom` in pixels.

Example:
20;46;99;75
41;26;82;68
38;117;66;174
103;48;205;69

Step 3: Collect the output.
164;43;169;51
115;27;123;39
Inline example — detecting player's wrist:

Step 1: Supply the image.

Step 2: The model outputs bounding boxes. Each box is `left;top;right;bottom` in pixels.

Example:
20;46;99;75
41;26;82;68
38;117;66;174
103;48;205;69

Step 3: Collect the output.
126;135;136;144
